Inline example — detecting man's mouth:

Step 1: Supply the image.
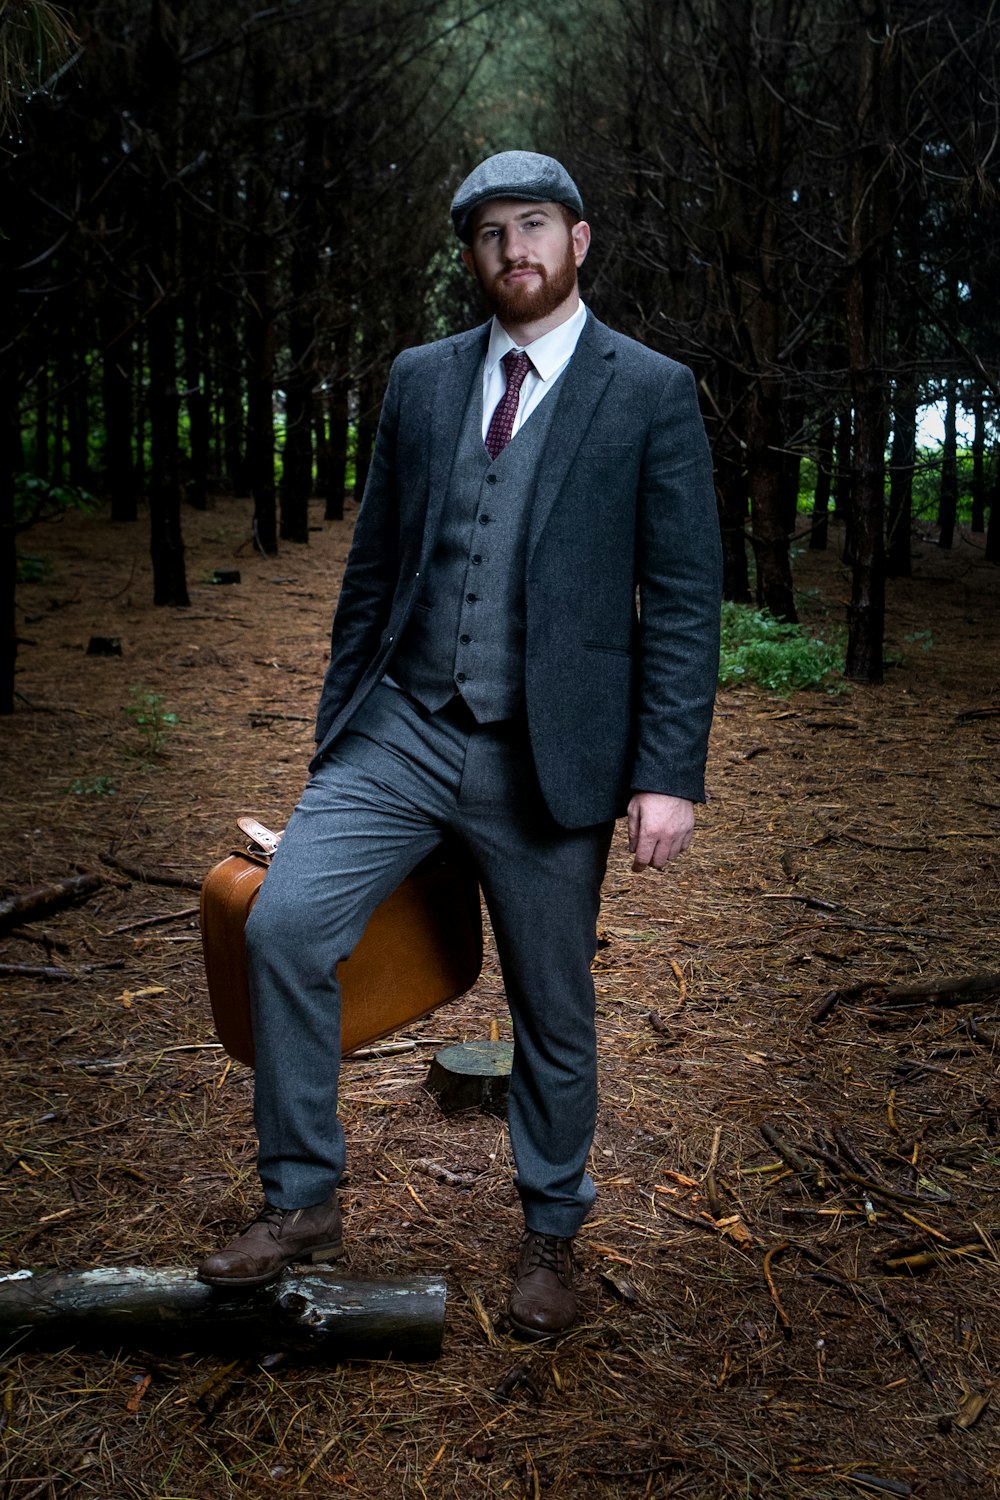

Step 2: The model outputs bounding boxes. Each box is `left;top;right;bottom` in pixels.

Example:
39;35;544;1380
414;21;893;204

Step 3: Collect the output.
500;264;543;284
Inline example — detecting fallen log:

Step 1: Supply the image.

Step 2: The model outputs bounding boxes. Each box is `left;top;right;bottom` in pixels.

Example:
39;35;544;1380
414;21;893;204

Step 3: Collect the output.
812;972;1000;1023
0;1266;446;1362
0;874;102;938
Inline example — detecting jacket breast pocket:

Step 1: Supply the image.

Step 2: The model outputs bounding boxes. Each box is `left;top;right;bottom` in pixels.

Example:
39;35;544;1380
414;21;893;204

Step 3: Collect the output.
583;641;633;658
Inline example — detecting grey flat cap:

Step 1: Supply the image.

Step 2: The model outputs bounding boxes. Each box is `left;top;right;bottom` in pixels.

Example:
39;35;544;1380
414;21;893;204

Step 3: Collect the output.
451;150;584;241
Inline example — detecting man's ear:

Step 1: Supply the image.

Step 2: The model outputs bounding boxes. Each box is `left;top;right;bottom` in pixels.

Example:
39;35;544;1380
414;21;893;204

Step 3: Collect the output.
461;247;475;275
571;220;591;268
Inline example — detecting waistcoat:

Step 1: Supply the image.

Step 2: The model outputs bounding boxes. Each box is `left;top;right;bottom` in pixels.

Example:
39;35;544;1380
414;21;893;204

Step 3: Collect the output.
390;369;560;722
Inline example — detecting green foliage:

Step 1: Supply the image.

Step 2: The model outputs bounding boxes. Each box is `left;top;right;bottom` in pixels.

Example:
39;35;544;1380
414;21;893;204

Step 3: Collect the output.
719;603;844;694
124;687;179;757
886;627;936;668
14;472;97;526
67;775;116;797
910;446;981;524
16;551;52;582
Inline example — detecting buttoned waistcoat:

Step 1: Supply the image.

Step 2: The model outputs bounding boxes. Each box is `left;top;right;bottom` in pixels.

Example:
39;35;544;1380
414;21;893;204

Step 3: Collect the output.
311;312;723;830
389;364;559;723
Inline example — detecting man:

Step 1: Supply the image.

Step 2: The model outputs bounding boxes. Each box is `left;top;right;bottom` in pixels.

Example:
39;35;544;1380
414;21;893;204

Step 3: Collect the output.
199;151;722;1339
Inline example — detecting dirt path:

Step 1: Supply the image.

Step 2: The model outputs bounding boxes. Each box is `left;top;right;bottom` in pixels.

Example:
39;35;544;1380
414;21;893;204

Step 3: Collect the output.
2;499;998;1499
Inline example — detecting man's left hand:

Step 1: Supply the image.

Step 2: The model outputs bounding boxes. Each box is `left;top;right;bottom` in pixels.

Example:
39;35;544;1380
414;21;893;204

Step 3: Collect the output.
627;792;695;872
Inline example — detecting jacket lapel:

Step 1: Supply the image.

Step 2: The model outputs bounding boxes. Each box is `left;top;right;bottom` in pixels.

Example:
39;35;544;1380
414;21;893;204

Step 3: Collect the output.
420;322;489;566
527;312;616;562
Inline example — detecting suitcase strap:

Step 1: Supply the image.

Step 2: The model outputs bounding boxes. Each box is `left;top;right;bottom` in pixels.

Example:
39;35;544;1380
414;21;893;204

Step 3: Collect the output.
235;816;283;860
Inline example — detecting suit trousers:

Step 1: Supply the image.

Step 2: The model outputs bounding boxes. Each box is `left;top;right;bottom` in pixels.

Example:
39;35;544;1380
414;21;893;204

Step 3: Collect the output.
245;681;615;1239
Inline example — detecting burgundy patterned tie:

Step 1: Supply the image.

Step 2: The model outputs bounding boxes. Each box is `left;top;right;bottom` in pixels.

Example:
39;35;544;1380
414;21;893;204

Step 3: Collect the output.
485;350;533;459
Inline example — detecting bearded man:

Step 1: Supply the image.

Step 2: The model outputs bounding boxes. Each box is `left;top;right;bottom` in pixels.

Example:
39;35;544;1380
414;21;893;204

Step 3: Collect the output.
198;151;722;1339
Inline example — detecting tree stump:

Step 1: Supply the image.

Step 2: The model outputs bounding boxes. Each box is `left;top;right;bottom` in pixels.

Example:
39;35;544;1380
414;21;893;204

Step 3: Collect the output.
425;1040;513;1116
0;1267;446;1362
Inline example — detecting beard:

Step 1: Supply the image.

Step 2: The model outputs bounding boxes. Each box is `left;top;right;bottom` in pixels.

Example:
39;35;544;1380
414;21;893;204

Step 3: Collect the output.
477;239;579;325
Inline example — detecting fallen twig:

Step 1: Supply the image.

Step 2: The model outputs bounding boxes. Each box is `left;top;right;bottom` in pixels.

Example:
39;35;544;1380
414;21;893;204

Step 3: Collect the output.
759;1123;814;1178
0;960;124;981
762;1241;792;1337
111;906;200;934
799;1140;951;1207
100;853;201;891
0;874;102;937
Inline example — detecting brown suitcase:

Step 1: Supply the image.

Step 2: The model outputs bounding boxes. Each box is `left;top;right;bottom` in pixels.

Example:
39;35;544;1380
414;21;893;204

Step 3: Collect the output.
200;832;483;1067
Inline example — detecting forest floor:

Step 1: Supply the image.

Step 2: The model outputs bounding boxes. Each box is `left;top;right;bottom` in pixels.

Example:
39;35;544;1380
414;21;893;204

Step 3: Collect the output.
2;497;999;1500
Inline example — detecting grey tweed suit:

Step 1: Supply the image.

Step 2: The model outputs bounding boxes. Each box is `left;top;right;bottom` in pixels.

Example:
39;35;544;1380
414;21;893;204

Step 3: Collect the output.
245;310;722;1235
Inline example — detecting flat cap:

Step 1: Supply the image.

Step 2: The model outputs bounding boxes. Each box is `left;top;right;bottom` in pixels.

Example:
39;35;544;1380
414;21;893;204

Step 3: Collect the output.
450;150;584;242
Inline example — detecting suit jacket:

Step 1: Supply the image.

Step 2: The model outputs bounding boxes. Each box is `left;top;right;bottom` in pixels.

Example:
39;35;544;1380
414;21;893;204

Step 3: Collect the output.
311;311;722;830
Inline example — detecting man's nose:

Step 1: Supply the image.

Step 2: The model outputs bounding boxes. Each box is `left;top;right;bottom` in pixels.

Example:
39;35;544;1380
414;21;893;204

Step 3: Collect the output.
501;224;527;258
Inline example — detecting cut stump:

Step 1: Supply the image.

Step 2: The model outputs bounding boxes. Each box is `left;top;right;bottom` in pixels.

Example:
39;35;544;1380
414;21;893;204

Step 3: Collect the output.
0;1267;446;1362
425;1040;513;1116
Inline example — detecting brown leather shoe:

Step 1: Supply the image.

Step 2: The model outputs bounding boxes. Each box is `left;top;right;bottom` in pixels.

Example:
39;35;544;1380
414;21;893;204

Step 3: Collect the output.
507;1231;578;1339
197;1196;344;1289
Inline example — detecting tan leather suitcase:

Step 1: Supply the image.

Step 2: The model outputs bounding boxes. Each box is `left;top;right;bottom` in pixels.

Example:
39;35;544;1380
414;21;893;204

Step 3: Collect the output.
200;833;483;1067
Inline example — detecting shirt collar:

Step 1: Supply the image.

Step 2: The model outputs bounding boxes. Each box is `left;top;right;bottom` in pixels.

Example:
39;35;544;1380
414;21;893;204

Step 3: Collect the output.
485;300;588;381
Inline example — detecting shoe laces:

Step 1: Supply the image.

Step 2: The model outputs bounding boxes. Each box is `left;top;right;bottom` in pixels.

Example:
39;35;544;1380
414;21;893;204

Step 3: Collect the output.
523;1232;570;1278
248;1203;287;1234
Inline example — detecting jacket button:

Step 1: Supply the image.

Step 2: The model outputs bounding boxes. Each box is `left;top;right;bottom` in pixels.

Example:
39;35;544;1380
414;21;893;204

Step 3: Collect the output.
456;672;467;683
485;474;497;485
466;593;477;603
471;554;482;565
460;633;471;644
479;514;491;525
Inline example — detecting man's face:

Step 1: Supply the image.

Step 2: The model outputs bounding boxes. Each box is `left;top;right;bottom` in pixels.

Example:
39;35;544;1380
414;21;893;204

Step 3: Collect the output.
462;199;590;327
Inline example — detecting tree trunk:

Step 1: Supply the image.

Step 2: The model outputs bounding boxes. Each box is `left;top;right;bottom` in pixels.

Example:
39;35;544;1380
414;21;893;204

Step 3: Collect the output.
183;296;210;512
280;118;323;545
102;296;137;523
148;304;188;604
986;455;1000;563
0;353;17;715
67;336;90;488
810;409;834;551
51;373;64;485
0;1267;446;1362
325;363;350;522
779;396;803;537
245;50;277;554
843;21;894;685
742;0;796;622
716;441;752;604
971;392;985;533
146;0;189;606
886;390;915;578
34;364;49;480
833;407;852;524
353;371;379;502
937;376;958;549
748;404;797;621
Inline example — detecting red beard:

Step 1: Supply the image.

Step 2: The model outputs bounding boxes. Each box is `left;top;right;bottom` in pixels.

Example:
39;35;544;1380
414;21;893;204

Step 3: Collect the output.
479;240;579;325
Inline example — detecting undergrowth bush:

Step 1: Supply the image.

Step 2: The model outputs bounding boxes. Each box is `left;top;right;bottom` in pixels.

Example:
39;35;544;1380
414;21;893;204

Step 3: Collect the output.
719;603;843;693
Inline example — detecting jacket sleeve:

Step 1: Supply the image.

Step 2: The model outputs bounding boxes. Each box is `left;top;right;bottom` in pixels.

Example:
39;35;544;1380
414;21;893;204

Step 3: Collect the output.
629;361;722;802
313;358;404;746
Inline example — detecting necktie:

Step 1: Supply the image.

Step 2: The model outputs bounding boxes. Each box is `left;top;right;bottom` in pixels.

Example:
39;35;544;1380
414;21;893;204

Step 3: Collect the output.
485;350;532;459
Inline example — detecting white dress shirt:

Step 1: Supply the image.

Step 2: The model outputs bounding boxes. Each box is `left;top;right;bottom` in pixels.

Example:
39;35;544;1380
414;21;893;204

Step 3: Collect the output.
480;300;588;442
